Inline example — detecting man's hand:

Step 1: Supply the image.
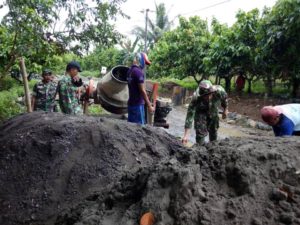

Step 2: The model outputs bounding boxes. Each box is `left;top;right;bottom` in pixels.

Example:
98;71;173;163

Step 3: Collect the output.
72;75;80;82
222;109;228;119
182;128;190;145
148;105;155;113
182;135;188;145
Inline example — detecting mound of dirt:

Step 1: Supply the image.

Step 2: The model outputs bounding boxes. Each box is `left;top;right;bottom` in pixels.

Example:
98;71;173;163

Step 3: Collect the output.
56;138;300;225
1;112;300;225
0;112;185;225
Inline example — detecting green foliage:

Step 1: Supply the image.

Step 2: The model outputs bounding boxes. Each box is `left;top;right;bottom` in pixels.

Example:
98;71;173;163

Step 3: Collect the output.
80;47;123;72
120;37;142;54
148;1;300;97
149;16;210;83
0;0;126;74
205;19;235;78
153;77;199;90
241;80;288;95
133;3;171;50
88;105;107;115
0;88;24;122
257;0;300;97
0;76;19;91
0;77;37;122
44;53;80;75
42;48;123;76
80;71;100;78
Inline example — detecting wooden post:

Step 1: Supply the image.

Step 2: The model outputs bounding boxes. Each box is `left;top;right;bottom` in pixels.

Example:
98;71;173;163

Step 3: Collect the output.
147;82;159;125
83;101;89;115
19;57;32;112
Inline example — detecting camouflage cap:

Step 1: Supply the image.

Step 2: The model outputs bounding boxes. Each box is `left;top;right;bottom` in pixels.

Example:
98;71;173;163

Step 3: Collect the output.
211;85;225;92
198;80;214;95
42;69;52;76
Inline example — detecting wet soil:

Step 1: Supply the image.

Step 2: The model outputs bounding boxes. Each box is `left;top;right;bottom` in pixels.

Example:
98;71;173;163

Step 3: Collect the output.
159;85;292;122
57;137;300;225
0;112;300;225
0;112;183;225
227;94;292;122
165;106;269;144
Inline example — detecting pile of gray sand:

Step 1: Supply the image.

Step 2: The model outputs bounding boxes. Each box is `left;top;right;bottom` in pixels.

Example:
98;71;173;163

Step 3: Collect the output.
0;112;299;225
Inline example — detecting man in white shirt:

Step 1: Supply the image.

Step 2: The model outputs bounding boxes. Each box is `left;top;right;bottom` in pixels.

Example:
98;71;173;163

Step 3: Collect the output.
261;104;300;136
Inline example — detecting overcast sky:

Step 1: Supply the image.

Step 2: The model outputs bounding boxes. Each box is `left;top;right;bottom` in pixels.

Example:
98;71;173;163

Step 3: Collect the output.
115;0;277;37
0;0;278;38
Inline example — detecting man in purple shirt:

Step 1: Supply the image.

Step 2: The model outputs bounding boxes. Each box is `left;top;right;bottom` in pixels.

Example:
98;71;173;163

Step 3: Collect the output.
127;52;154;124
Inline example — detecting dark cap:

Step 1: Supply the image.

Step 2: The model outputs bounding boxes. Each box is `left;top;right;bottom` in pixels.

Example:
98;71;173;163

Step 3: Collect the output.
66;61;82;72
42;69;52;76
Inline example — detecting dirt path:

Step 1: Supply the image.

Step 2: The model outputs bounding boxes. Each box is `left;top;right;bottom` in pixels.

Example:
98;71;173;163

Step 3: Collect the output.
165;106;269;144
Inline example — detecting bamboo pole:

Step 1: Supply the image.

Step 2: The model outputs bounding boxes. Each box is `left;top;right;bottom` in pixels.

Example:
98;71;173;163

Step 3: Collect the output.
19;57;32;112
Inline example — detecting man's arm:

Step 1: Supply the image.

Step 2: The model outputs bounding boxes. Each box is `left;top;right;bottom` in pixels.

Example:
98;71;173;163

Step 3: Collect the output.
276;116;295;136
218;89;229;119
182;97;197;144
138;83;154;113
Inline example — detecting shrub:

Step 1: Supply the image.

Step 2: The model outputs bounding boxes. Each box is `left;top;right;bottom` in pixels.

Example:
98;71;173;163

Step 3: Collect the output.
0;78;37;122
0;77;19;91
80;70;100;78
88;105;107;115
0;88;24;122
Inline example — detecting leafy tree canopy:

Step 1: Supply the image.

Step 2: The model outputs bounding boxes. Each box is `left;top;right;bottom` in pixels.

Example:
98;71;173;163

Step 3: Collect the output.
0;0;126;75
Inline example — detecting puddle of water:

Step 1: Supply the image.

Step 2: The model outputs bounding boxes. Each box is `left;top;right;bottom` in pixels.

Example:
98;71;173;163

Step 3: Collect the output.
219;124;249;138
164;106;249;144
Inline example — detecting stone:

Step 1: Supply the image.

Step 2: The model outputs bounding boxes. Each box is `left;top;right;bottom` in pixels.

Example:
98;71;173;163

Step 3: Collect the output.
264;208;274;219
226;209;236;219
271;188;288;201
251;218;262;225
279;213;294;225
247;119;257;128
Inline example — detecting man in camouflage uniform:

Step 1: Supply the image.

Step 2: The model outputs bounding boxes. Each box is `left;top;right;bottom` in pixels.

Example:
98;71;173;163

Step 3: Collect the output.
57;61;83;115
31;69;57;112
182;80;228;145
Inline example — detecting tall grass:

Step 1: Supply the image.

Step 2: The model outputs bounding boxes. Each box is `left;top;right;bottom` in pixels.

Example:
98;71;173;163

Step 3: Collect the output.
0;77;37;122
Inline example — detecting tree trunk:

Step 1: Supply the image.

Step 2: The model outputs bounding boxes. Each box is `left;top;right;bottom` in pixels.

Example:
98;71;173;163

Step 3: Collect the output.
19;57;32;113
247;79;252;94
215;75;218;84
192;75;200;85
215;76;219;85
225;77;231;93
292;78;300;98
266;76;273;97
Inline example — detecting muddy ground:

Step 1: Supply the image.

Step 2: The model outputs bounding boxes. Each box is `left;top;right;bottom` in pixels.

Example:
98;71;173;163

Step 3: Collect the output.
0;112;300;225
165;106;270;144
228;94;293;122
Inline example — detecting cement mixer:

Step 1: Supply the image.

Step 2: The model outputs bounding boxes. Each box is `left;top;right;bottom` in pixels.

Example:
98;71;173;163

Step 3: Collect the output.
82;65;172;128
94;65;129;114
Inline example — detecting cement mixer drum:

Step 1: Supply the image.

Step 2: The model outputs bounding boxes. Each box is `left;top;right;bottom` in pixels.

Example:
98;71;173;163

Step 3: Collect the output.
95;65;129;114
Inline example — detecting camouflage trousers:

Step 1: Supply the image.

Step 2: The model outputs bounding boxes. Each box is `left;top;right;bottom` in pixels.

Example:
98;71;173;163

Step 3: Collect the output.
194;114;219;145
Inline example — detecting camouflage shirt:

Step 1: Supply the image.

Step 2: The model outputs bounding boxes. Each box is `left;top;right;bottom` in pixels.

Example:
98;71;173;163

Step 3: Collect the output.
185;87;228;129
57;76;82;115
32;80;57;112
